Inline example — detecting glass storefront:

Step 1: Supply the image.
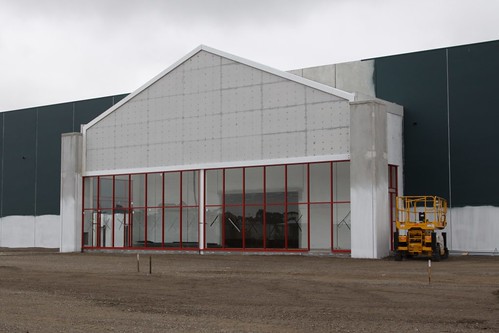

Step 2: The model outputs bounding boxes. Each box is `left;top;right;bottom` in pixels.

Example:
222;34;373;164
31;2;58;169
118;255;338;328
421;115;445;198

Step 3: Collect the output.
82;161;352;251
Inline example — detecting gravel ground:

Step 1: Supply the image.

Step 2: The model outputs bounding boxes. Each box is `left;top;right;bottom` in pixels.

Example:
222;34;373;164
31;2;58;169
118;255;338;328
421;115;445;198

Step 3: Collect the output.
0;249;498;332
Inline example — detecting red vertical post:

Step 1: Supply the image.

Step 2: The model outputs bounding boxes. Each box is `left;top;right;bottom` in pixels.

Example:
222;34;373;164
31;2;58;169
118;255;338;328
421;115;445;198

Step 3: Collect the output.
162;172;165;247
263;167;267;249
179;171;183;249
307;163;311;251
284;165;288;250
81;177;86;250
128;174;132;248
330;162;334;252
242;168;246;249
144;174;148;248
96;176;101;248
222;169;226;248
112;175;115;248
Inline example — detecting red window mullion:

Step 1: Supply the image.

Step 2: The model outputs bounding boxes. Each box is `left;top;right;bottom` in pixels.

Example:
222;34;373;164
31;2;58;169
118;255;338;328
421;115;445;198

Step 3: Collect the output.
112;175;115;248
97;176;101;248
263;167;267;249
128;174;132;248
81;177;86;250
222;169;226;248
284;165;288;249
330;162;334;252
307;164;311;251
162;172;165;247
242;168;246;249
144;174;148;248
179;172;183;249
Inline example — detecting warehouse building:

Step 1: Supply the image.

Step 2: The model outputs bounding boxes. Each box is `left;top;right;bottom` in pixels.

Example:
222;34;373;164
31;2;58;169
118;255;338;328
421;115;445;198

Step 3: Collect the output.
1;40;498;258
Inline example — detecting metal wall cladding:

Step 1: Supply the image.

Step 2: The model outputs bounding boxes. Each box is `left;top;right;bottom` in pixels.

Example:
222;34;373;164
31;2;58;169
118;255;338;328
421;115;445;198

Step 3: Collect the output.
85;50;352;172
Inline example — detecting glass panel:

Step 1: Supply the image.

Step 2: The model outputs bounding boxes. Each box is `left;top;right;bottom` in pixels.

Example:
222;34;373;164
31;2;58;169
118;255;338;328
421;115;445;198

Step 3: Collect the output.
164;172;180;206
147;173;163;207
182;171;199;206
333;203;351;250
131;208;145;247
286;204;299;249
225;168;243;201
99;176;114;210
131;174;145;208
83;177;98;209
288;204;308;249
83;210;96;247
113;208;129;247
225;206;243;248
309;203;331;250
266;166;285;204
333;161;350;202
164;207;181;246
245;167;263;204
310;163;331;202
100;212;113;247
205;206;223;248
147;208;163;246
114;175;129;210
205;169;223;206
245;205;264;248
287;164;307;204
265;205;285;248
182;207;198;247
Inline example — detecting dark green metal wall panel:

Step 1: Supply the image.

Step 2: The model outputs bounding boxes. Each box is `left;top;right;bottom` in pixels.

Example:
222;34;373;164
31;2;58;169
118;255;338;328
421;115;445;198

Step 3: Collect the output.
448;41;499;206
375;50;450;199
0;94;128;217
3;109;37;216
36;103;74;215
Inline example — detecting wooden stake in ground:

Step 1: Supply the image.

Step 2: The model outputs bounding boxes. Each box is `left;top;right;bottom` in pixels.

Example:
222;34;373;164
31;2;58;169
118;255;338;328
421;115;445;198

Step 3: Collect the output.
428;259;432;284
149;256;152;275
137;253;140;273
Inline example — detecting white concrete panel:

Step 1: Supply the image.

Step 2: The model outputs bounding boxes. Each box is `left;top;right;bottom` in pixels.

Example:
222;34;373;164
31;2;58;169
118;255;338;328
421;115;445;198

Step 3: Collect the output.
183;66;221;95
60;133;82;252
221;135;262;162
262;106;305;134
182;50;221;71
114;121;148;148
114;146;148;169
262;132;306;159
262;81;305;109
306;87;343;103
35;215;60;248
222;85;262;113
307;128;350;156
147;142;183;167
222;110;262;138
262;72;286;84
306;101;350;130
222;63;262;89
148;96;183;121
449;206;499;253
182;115;205;142
350;101;389;259
336;60;375;96
1;216;35;247
147;66;184;98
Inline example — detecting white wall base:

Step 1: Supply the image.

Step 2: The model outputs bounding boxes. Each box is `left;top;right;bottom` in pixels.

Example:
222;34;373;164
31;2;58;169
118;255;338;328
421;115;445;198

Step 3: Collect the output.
449;206;499;253
0;215;60;248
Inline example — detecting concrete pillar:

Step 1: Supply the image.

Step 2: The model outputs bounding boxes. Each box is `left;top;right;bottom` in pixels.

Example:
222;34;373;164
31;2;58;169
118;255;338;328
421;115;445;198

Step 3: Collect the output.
60;133;83;252
350;101;390;259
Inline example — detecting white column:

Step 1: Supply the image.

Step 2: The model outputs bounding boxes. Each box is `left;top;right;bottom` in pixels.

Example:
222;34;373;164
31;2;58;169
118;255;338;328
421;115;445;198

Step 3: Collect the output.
198;170;205;252
350;101;390;259
60;133;83;252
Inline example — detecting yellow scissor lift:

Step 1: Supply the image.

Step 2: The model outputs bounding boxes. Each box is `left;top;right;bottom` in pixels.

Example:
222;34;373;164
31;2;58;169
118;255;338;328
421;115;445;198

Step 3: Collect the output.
394;196;449;261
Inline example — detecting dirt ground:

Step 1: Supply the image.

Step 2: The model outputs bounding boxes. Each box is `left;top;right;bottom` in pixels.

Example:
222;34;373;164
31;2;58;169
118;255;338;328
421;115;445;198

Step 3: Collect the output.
0;249;498;333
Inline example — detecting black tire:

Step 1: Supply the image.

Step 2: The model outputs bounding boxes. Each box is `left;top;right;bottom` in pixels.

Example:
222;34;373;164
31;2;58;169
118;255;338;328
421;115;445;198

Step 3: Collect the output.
394;251;403;261
432;244;441;262
443;247;449;259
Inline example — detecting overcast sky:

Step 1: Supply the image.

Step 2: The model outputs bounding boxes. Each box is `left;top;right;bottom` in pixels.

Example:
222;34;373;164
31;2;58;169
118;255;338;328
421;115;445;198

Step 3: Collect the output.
1;0;499;111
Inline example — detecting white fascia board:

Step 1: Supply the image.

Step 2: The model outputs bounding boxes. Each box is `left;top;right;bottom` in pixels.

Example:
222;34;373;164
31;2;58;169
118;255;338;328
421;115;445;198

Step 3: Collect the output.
83;153;351;177
83;45;355;133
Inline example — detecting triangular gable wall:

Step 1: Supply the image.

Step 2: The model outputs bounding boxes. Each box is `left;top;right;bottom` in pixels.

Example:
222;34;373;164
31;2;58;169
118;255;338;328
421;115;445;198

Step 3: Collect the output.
84;46;354;174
